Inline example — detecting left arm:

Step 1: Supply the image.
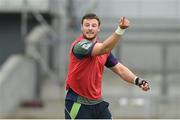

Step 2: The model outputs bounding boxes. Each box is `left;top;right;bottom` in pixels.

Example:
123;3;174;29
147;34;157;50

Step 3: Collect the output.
110;63;136;84
110;63;150;91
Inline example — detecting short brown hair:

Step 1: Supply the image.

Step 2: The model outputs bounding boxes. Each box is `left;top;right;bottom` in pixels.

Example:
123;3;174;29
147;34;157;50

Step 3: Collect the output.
81;13;101;26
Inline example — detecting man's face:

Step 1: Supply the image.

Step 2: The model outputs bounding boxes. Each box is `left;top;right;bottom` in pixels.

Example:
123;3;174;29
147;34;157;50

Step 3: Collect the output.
81;19;100;40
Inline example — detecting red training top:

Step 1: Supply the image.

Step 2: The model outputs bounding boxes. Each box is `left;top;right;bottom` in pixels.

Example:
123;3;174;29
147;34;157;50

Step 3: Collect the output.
65;35;109;100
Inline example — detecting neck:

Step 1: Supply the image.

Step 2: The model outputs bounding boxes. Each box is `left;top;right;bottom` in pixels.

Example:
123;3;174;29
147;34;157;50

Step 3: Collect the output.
90;37;97;43
82;35;97;43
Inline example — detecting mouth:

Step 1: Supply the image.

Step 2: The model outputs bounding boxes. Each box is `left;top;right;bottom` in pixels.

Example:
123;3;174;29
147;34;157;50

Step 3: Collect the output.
86;31;94;35
83;31;96;40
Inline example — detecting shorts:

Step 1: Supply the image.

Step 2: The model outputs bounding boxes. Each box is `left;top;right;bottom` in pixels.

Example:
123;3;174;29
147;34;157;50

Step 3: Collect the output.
65;100;112;119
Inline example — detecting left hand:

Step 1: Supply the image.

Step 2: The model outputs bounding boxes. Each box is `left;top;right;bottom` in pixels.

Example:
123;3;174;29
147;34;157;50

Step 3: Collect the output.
139;79;150;91
135;78;150;91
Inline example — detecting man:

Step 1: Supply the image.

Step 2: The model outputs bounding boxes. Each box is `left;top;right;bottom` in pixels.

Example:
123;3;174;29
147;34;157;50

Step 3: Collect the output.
65;13;150;119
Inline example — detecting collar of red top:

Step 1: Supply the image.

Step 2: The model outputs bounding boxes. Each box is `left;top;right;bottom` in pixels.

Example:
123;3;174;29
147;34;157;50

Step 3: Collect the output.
79;35;99;43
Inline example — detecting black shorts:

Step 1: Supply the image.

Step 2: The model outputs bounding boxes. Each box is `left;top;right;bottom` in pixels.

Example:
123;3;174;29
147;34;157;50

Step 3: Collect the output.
65;100;112;119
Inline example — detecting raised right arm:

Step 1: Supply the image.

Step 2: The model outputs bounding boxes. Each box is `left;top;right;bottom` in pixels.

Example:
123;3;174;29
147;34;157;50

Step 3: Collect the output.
91;17;130;56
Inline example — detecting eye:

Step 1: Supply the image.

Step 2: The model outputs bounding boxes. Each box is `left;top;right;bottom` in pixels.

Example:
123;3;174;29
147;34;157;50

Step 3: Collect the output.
84;23;90;27
92;24;97;27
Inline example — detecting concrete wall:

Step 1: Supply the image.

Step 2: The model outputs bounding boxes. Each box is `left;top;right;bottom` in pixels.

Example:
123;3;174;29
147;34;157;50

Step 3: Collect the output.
96;0;180;18
0;54;37;118
0;0;50;12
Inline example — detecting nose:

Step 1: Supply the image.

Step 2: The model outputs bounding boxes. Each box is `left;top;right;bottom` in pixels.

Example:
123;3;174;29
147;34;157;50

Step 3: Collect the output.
88;25;93;30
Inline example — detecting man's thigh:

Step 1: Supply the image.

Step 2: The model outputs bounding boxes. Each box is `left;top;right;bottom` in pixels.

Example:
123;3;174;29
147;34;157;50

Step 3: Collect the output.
96;101;112;119
65;100;93;119
65;100;112;119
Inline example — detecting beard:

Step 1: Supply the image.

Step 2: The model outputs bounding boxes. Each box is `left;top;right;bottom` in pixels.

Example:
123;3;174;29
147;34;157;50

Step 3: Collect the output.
83;34;96;40
82;31;97;40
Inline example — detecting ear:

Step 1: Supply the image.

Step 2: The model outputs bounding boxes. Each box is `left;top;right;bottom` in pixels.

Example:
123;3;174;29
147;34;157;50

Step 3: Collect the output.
81;25;83;31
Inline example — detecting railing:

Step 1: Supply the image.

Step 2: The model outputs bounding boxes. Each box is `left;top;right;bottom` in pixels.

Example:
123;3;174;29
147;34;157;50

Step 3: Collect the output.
25;25;61;97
